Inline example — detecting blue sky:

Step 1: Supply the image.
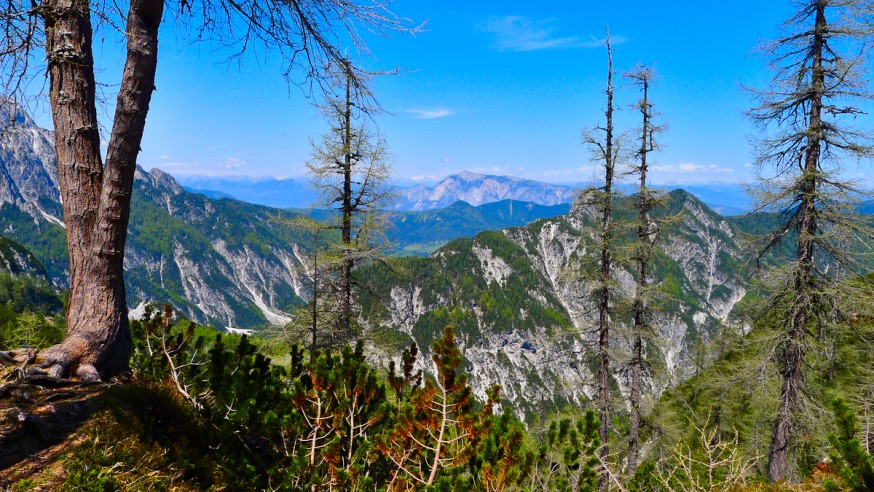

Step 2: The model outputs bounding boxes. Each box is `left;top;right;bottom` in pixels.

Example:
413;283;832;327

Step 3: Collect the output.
44;1;849;185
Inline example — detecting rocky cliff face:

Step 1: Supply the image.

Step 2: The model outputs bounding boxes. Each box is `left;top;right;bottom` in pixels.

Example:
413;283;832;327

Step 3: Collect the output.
0;106;311;329
360;191;748;419
123;167;311;329
0;235;49;279
0;162;312;329
0;102;62;226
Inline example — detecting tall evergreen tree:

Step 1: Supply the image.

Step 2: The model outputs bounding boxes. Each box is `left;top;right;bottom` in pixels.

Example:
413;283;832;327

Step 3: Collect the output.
747;0;874;481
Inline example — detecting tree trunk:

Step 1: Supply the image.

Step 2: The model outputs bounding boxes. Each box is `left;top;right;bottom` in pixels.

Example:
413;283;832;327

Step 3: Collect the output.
768;2;824;481
628;72;652;476
38;0;164;380
596;30;614;492
311;249;319;362
340;62;354;340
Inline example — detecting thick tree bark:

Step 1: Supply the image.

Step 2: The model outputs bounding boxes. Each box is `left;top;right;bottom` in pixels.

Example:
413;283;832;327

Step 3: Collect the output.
596;30;614;492
38;0;164;380
767;1;824;481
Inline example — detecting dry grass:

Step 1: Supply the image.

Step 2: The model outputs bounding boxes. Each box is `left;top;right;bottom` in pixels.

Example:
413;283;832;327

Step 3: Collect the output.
1;381;219;491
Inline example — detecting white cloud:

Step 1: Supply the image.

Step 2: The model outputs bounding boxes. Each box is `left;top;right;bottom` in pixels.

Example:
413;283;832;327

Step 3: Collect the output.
580;34;630;49
442;157;452;163
652;162;731;174
469;166;511;174
744;162;754;168
224;157;246;170
411;175;441;182
402;107;454;120
540;165;596;178
160;154;172;161
483;16;579;52
680;162;705;172
482;16;626;52
647;161;742;184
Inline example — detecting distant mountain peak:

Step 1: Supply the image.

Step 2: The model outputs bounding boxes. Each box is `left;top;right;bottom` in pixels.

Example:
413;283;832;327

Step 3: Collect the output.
0;102;61;222
396;171;578;211
455;170;483;180
0;98;37;129
137;166;184;195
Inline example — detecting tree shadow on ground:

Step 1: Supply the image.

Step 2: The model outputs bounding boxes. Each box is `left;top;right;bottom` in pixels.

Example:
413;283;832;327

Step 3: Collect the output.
0;376;104;481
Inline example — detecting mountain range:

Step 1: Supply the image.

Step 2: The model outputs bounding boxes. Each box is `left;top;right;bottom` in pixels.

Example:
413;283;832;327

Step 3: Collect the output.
0;107;760;416
0;105;578;329
394;171;579;210
177;170;754;215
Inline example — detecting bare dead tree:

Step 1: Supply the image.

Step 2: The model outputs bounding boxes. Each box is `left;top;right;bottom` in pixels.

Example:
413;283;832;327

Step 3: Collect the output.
625;64;665;476
654;410;759;492
581;27;620;491
0;0;420;380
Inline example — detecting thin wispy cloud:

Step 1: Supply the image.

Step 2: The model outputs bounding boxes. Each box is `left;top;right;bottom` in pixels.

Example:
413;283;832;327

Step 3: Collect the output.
469;166;511;174
224;157;246;170
402;107;454;120
651;162;733;174
580;34;629;49
647;162;742;184
411;175;441;182
483;16;577;52
482;16;625;52
543;165;596;178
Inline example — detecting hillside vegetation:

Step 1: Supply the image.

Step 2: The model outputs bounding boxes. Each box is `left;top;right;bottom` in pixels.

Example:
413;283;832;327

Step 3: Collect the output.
1;299;870;491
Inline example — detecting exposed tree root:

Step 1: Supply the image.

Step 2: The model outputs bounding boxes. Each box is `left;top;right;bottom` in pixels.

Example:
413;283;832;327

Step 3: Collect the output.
0;379;105;473
0;346;103;382
0;351;15;365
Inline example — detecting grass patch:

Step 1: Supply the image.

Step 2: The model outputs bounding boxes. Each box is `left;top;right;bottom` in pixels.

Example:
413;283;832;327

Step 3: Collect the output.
3;382;221;491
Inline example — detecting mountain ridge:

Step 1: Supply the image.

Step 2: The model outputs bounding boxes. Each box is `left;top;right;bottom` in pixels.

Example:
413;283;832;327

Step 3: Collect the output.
356;189;750;417
0;108;758;417
176;169;756;215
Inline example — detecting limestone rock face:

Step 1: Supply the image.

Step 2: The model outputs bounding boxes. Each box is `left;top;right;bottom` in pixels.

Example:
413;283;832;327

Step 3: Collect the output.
0;235;49;279
0;106;309;330
0;101;62;225
365;191;748;420
396;171;577;211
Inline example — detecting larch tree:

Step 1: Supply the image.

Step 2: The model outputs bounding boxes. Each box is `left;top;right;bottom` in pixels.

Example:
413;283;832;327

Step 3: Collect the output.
274;215;344;361
0;0;418;379
747;0;874;482
306;59;394;342
625;64;664;475
581;27;619;491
